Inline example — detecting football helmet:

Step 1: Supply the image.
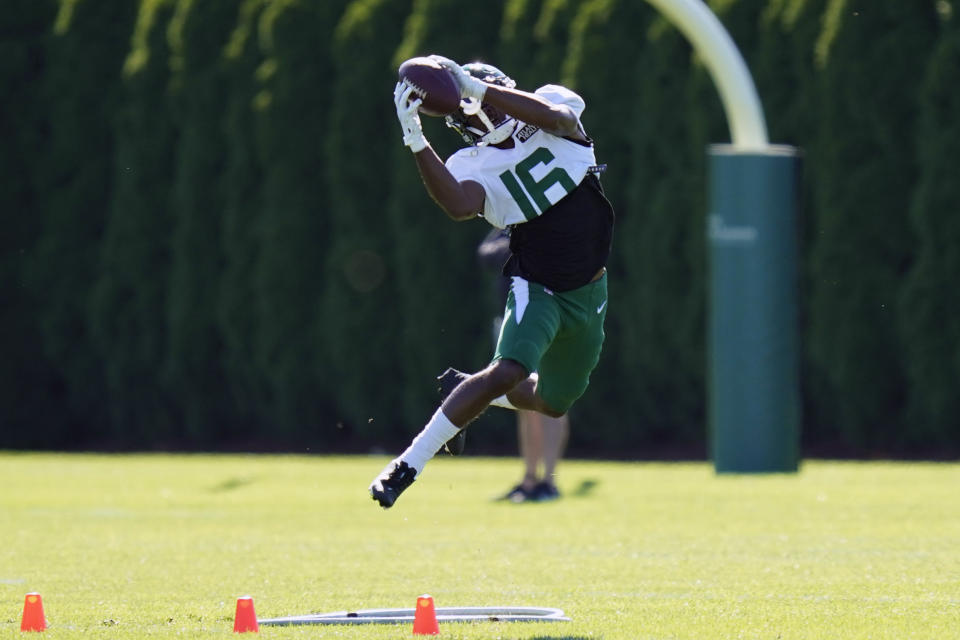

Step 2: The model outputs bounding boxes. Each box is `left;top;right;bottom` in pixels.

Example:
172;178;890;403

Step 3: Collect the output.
445;62;518;146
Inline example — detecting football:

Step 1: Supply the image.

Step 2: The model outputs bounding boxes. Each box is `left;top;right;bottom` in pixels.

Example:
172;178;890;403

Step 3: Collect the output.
398;57;460;117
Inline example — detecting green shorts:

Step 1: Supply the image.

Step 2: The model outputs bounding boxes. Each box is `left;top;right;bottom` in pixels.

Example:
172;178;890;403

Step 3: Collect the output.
493;274;608;414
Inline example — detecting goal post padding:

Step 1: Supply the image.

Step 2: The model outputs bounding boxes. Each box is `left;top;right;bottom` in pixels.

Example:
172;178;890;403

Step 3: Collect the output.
708;146;801;473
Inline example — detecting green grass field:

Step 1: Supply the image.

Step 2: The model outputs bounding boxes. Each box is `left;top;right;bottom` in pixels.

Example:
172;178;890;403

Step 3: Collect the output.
1;453;957;639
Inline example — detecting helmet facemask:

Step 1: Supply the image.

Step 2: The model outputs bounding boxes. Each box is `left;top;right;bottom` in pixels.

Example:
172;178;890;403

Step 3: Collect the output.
444;62;518;146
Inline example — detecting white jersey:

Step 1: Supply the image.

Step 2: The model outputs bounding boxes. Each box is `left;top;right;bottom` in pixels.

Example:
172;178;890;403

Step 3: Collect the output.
445;85;597;229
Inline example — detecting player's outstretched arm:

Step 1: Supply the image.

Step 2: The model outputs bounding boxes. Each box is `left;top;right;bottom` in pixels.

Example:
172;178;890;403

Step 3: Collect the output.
431;56;587;142
413;148;484;221
483;84;588;142
393;81;484;220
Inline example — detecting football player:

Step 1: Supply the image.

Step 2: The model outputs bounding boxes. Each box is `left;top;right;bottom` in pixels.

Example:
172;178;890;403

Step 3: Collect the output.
370;56;614;508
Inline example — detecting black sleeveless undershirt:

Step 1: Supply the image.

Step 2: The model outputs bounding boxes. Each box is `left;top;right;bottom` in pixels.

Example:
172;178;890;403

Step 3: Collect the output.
502;172;614;292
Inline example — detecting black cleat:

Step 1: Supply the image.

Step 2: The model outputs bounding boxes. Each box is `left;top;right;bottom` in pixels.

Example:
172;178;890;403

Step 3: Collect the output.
444;429;467;456
437;367;469;398
500;483;533;503
531;481;560;502
437;368;469;455
369;460;417;508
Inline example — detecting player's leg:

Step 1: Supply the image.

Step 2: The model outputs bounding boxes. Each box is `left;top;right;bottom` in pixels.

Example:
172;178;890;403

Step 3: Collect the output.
442;312;506;455
441;359;529;425
434;364;542;456
369;358;528;508
519;411;542;484
436;367;468;455
440;276;564;444
489;284;604;417
499;373;565;417
370;277;561;509
534;273;607;417
488;277;564;415
518;273;606;503
502;410;542;501
504;410;566;502
533;413;568;500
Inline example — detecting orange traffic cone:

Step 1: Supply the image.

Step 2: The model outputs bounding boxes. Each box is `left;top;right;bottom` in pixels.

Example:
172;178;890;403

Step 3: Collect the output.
412;594;439;635
20;592;47;632
233;596;259;633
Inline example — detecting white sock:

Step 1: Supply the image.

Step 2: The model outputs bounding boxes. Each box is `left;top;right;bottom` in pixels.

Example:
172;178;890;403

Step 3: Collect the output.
399;407;462;473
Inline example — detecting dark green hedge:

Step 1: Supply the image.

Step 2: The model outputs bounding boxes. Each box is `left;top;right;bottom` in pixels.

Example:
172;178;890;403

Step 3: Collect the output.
162;0;242;443
897;16;960;449
0;0;59;445
615;12;705;451
807;1;939;450
90;0;178;445
24;0;138;443
218;0;271;442
322;0;412;439
2;0;958;456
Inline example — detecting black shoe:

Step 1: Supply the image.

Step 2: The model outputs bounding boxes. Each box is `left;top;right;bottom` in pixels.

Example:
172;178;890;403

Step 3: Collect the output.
444;429;467;456
530;481;560;502
369;460;417;509
437;367;468;399
500;483;534;503
437;368;469;455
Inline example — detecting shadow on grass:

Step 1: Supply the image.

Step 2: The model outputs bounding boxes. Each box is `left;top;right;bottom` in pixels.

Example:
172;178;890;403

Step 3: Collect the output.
569;478;598;497
528;636;598;640
209;476;255;492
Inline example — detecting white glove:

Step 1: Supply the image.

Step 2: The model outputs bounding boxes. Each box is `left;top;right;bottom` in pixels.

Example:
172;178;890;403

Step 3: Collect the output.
394;81;427;153
429;55;487;102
